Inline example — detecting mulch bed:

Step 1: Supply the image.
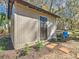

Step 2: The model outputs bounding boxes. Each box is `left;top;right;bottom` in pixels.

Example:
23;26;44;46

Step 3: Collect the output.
17;46;54;59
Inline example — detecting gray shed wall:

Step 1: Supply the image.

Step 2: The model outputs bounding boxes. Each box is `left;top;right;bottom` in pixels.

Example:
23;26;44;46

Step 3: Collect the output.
13;3;57;49
14;9;40;49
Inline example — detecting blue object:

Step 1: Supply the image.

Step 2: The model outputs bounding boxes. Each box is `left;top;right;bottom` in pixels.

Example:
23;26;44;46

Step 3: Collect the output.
63;31;68;39
8;0;10;18
8;0;14;18
0;3;6;13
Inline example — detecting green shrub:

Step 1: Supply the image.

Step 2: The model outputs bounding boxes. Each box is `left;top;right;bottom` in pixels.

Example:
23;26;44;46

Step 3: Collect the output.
35;40;44;51
23;44;30;55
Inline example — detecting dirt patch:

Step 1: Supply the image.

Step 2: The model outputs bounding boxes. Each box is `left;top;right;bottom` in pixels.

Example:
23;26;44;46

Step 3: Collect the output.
0;40;79;59
17;40;79;59
18;46;54;59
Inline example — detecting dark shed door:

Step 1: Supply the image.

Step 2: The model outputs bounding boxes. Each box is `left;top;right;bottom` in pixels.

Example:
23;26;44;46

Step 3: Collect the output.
40;16;47;40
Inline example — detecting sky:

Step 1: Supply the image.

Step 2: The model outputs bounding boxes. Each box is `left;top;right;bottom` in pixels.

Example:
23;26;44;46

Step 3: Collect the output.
0;3;14;15
0;3;6;13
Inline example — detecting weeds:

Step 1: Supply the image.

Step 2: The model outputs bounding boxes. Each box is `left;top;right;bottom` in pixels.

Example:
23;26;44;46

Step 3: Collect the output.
16;44;30;57
23;44;30;55
35;40;44;51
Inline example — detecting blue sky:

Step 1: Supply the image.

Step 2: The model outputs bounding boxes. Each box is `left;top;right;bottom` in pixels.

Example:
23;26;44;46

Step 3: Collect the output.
0;3;6;13
0;3;14;15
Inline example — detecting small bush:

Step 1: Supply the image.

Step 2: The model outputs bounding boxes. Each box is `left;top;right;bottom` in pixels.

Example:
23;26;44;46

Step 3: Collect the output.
15;44;30;57
35;40;44;51
23;44;30;55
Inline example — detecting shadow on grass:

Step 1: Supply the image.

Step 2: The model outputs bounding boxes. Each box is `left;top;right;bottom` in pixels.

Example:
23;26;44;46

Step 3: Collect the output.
0;36;14;50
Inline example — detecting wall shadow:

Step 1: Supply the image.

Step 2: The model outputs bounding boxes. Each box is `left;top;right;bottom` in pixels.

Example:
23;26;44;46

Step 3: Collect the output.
0;36;14;50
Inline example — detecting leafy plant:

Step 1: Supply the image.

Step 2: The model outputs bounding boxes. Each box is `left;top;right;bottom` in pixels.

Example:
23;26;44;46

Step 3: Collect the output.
23;44;30;55
0;13;6;26
35;40;44;51
0;12;9;35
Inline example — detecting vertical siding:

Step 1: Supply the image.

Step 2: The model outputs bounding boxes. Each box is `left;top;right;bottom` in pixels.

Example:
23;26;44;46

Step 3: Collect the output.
13;3;56;49
14;3;40;49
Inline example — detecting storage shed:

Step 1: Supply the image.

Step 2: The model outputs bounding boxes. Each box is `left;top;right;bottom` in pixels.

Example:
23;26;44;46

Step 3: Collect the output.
12;0;60;49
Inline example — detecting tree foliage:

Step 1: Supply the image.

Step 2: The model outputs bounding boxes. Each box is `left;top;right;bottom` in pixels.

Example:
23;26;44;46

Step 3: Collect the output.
51;0;79;30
